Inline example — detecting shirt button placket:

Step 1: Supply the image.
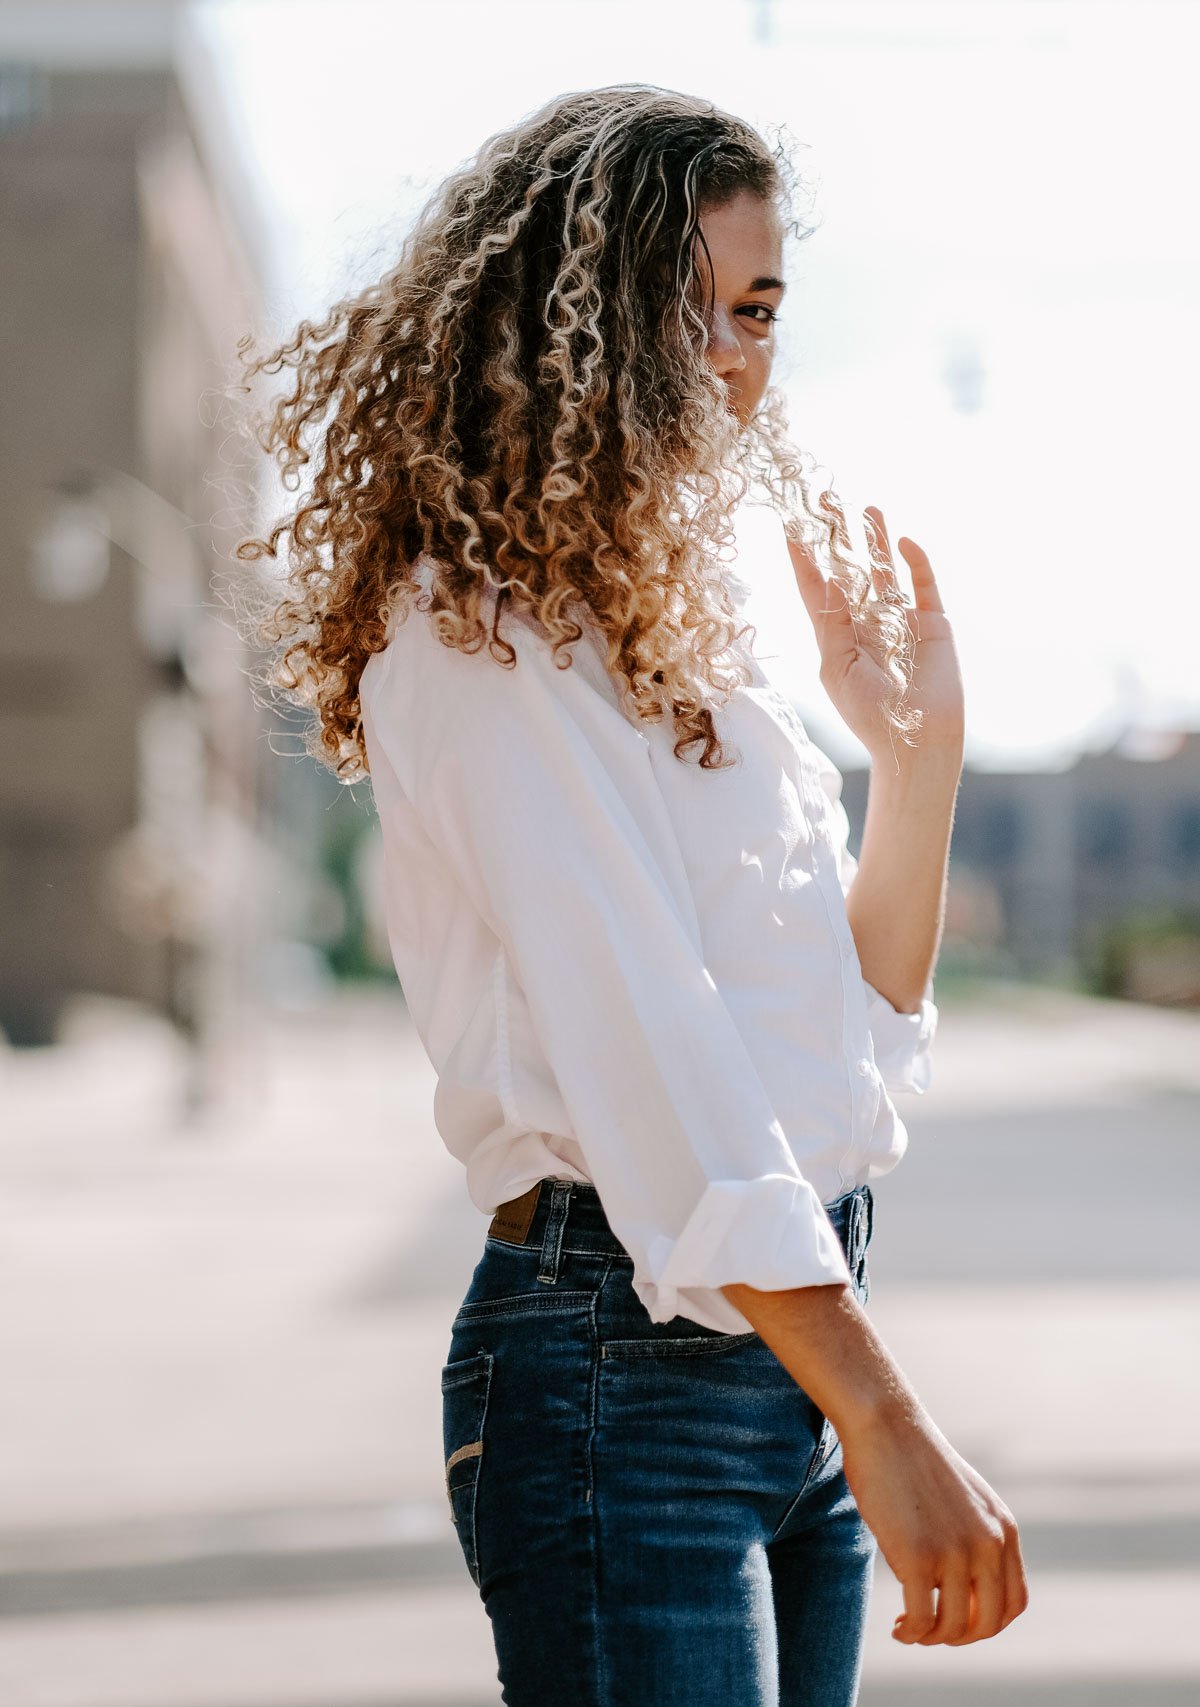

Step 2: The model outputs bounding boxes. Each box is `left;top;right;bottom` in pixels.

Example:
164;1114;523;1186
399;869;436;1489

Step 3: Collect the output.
844;1055;876;1187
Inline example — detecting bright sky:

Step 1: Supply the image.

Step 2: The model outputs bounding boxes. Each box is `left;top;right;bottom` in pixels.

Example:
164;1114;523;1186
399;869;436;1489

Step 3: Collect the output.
189;0;1199;770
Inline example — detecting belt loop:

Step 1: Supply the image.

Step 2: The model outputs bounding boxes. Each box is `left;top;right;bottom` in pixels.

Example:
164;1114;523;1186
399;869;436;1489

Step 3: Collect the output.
847;1189;864;1270
537;1180;572;1284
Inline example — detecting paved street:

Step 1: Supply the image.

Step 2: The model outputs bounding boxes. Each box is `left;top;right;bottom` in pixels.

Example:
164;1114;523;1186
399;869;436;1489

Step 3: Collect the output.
1;980;1198;1706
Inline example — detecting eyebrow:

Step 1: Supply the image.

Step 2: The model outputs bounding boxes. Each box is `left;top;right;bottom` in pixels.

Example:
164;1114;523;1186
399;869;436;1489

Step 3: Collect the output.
747;275;787;293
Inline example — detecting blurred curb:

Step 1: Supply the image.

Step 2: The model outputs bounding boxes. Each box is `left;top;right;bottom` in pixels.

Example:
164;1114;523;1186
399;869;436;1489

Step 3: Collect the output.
0;1497;461;1618
2;1480;1199;1619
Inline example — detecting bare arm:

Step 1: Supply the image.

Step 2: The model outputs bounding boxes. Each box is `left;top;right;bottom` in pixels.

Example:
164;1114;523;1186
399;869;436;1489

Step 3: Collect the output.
845;748;961;1014
786;501;965;1017
720;1276;1029;1646
770;504;1026;1646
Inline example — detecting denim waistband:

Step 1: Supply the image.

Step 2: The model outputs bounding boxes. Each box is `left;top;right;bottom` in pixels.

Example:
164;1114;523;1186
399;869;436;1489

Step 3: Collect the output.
486;1177;874;1278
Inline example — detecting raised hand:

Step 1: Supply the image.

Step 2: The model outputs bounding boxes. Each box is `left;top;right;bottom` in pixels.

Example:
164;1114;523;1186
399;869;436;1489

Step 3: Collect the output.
785;497;965;767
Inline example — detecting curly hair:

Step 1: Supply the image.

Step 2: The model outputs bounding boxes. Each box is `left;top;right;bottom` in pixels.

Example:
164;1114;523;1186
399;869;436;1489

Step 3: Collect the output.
228;83;919;781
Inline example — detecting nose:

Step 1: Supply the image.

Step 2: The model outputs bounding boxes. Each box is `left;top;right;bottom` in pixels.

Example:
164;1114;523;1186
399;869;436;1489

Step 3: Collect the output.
705;307;746;377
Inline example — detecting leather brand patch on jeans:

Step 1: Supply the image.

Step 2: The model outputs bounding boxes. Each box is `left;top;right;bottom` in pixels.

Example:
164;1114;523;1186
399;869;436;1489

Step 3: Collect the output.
486;1180;542;1245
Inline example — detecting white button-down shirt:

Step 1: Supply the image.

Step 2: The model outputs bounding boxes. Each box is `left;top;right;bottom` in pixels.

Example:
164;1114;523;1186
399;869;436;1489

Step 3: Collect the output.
359;552;937;1335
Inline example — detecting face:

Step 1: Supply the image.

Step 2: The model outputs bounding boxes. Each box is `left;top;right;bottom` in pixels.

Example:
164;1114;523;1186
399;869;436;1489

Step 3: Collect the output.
695;189;786;428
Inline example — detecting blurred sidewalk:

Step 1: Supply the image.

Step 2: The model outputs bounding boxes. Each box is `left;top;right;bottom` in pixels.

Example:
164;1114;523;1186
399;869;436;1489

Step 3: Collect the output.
1;981;1198;1706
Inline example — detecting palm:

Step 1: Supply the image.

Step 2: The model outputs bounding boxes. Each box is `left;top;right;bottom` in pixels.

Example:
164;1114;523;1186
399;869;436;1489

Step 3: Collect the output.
784;500;964;763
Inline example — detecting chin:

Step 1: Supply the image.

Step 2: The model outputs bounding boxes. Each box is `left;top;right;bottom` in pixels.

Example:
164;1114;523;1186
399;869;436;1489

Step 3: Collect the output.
729;397;762;431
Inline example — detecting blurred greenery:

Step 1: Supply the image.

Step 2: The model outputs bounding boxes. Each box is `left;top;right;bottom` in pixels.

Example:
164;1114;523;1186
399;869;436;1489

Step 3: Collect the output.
316;792;395;984
1085;910;1200;1008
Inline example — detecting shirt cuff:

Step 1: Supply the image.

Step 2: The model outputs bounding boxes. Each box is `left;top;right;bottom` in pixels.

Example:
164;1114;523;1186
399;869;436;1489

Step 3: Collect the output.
864;980;938;1094
629;1172;855;1335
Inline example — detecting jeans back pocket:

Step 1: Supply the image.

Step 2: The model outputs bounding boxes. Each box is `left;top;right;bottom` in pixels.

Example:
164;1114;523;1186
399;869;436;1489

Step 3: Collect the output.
440;1348;494;1588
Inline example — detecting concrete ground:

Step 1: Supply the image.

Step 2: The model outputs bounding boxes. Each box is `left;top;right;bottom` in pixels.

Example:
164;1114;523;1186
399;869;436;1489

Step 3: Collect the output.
1;979;1197;1706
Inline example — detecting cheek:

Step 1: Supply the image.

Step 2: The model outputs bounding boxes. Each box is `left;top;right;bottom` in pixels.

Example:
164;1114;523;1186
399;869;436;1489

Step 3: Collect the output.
744;345;774;398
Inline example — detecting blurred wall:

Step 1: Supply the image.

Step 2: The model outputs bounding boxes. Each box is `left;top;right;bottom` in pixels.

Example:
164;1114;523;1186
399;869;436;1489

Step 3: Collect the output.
841;730;1200;992
0;3;274;1061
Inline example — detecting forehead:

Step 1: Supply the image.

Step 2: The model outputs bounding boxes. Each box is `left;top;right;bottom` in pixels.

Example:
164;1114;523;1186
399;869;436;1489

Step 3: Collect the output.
697;190;783;277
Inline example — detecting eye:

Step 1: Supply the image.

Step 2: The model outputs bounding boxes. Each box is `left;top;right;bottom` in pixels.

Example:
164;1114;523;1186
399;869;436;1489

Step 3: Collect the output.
738;304;780;328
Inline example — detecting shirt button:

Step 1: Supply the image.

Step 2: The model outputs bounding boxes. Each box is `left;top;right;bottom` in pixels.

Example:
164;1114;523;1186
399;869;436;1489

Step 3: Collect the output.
856;1057;875;1078
841;938;855;960
816;824;834;846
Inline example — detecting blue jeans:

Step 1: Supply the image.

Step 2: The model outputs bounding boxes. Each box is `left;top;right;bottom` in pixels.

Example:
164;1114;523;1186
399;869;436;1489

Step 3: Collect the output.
440;1177;877;1706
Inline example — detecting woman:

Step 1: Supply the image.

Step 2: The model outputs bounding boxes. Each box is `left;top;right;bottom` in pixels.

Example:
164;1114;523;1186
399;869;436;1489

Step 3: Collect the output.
234;84;1027;1707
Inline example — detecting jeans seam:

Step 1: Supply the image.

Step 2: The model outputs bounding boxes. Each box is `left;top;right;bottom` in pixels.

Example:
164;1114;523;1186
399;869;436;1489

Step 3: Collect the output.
770;1412;833;1543
586;1256;614;1707
583;1256;612;1511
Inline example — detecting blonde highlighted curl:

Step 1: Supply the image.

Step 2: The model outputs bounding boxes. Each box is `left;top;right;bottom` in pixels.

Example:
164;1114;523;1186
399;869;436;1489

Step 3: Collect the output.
229;84;919;781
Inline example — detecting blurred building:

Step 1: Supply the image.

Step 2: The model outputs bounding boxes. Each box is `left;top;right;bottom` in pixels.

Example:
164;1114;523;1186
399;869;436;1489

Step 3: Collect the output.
841;728;1200;994
0;1;276;1083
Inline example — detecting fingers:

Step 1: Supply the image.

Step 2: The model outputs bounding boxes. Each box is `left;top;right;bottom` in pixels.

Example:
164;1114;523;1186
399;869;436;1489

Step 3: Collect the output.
946;1555;1007;1645
865;505;946;620
898;1522;1028;1648
784;500;946;663
785;524;830;610
784;527;851;629
893;1571;937;1644
863;505;902;602
999;1517;1031;1631
896;535;944;613
917;1559;974;1645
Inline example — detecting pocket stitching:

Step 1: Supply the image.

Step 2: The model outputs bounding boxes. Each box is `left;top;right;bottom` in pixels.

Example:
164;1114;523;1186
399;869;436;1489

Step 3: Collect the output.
440;1349;494;1587
452;1288;597;1325
601;1330;763;1359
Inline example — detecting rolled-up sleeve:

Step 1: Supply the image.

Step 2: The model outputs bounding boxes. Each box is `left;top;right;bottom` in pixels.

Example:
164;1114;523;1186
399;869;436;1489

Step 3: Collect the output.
364;608;854;1333
815;742;939;1096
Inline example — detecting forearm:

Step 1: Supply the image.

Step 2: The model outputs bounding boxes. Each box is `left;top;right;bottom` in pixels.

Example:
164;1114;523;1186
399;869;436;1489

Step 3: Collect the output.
724;1269;1030;1650
720;1277;918;1436
844;746;962;1013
